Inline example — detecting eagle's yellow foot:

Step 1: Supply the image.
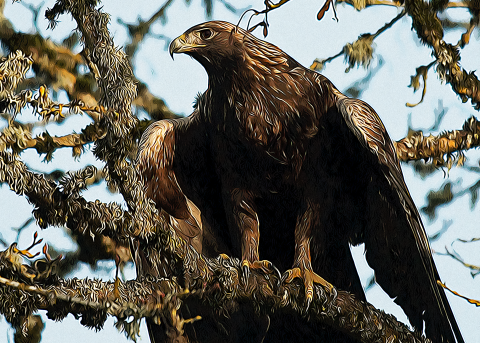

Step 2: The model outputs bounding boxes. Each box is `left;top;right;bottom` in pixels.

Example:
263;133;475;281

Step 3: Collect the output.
282;267;333;311
241;259;281;287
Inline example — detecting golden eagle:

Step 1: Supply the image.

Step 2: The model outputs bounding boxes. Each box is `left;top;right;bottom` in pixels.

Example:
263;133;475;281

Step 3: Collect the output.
137;21;464;343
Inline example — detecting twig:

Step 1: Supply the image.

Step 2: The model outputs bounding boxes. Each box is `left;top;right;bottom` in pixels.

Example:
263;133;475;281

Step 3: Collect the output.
119;0;175;59
373;9;406;37
438;281;480;306
437;247;480;277
457;16;479;48
457;237;480;243
311;10;405;71
406;61;436;108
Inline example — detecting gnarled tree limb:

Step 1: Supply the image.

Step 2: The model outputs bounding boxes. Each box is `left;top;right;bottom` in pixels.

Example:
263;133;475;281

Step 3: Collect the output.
0;241;428;343
395;116;480;164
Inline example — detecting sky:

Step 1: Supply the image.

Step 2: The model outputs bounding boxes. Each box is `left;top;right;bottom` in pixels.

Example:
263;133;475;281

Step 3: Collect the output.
0;0;479;342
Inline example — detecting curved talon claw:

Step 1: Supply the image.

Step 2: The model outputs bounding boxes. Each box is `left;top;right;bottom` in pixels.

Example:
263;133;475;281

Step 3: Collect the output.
280;268;292;284
241;260;251;286
282;267;333;311
241;259;280;287
271;263;282;285
306;294;313;312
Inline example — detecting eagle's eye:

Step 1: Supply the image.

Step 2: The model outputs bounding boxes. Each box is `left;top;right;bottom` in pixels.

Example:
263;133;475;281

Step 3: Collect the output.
199;29;213;40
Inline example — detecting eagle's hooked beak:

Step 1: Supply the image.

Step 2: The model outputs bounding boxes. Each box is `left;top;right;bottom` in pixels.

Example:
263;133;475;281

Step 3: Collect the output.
169;33;206;59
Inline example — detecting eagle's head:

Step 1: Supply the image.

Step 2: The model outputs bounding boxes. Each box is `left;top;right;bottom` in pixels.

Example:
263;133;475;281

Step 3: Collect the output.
169;21;246;73
169;21;289;76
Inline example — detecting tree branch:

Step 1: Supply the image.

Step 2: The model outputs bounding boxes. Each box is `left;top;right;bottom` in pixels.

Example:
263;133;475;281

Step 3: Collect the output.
311;10;405;71
336;0;470;10
119;0;175;60
0;6;177;121
404;0;480;109
0;242;429;343
394;116;480;164
438;281;480;306
0;152;126;236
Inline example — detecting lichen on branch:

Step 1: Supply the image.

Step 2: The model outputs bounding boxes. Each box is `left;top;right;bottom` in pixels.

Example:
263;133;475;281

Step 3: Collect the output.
395;116;480;167
0;241;429;343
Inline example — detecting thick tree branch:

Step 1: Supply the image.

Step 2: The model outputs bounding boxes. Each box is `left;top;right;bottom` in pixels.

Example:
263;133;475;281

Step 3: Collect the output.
336;0;470;10
0;146;431;341
395;116;480;164
0;88;154;158
0;242;429;343
404;0;480;109
0;152;128;237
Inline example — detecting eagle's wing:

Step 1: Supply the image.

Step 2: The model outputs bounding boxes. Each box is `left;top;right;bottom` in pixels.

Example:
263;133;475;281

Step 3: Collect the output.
336;96;463;343
136;118;202;252
135;117;204;343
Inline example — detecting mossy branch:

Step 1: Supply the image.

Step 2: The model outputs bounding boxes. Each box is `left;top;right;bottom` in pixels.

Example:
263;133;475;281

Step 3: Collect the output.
0;242;429;343
0;6;176;121
395;116;480;165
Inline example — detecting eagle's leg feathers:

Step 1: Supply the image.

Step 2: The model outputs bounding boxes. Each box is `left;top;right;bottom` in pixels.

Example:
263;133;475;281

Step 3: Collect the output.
283;199;333;310
227;189;281;286
228;188;262;286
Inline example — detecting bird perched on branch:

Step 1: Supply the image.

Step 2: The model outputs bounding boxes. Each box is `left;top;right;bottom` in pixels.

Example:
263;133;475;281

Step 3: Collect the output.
137;21;464;343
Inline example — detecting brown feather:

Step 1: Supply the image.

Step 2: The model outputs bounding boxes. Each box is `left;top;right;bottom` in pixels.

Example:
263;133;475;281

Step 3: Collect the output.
136;119;202;252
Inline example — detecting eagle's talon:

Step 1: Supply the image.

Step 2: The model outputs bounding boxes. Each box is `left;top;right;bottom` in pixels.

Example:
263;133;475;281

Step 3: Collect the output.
281;271;289;284
241;259;280;288
282;267;332;311
271;263;282;286
241;260;251;286
306;293;313;312
258;260;282;290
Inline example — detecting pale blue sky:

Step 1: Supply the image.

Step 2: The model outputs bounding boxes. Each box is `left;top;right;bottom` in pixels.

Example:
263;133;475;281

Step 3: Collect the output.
0;0;479;342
